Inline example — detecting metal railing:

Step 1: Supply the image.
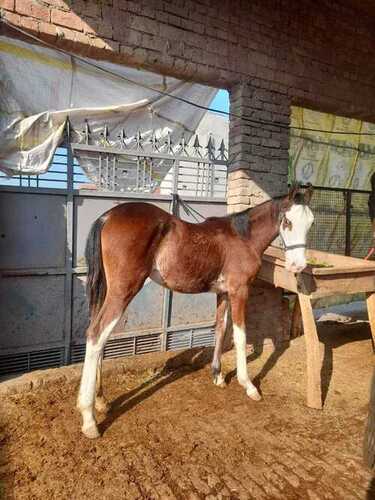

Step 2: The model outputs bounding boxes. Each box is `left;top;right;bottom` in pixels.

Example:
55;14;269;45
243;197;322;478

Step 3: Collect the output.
307;185;372;259
0;125;228;199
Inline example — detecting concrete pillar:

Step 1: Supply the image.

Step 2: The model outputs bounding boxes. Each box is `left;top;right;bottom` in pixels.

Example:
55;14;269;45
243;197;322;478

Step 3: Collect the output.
227;80;291;348
228;81;291;213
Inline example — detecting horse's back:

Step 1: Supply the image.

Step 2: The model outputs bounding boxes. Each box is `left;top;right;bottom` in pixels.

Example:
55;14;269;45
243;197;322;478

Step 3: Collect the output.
106;201;171;220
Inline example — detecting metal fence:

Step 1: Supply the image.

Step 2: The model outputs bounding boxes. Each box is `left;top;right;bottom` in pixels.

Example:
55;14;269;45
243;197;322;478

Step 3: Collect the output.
0;129;371;378
307;186;372;259
0;129;228;377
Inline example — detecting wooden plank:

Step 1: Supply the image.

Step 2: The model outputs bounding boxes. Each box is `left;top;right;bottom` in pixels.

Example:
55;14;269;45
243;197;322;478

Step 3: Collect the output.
310;273;375;298
263;246;375;276
366;292;375;353
290;298;303;338
298;293;322;410
257;261;298;293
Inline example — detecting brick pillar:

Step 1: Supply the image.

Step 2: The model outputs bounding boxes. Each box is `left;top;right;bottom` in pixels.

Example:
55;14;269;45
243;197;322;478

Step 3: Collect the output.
227;81;291;213
227;80;291;348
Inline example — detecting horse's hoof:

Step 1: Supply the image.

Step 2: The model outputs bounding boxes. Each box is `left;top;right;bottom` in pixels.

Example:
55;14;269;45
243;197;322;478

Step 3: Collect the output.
82;424;100;439
246;387;262;401
213;373;227;388
95;398;110;414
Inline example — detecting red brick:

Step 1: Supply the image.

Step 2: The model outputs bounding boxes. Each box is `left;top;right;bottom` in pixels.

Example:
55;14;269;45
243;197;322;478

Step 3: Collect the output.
123;1;141;14
89;36;119;53
42;0;68;9
124;28;142;47
2;10;20;24
56;26;76;42
95;19;113;39
15;0;50;21
130;14;159;35
74;30;91;45
80;1;101;18
51;9;83;31
0;0;15;11
19;15;39;31
38;21;57;39
119;44;135;57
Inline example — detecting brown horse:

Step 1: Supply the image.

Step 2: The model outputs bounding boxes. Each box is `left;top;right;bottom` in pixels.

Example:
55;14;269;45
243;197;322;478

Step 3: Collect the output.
77;184;314;438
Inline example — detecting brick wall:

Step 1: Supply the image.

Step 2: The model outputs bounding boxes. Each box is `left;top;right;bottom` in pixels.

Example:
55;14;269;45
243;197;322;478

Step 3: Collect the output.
228;81;291;210
2;0;375;204
1;0;375;343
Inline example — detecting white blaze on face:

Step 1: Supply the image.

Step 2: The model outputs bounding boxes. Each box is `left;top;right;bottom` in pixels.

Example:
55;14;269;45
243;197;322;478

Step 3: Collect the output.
280;204;314;273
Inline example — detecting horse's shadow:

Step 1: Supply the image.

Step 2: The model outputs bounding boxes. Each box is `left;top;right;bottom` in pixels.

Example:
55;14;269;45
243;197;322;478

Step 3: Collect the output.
319;319;371;404
224;340;290;396
99;347;213;434
224;312;371;403
100;311;371;434
367;475;375;499
99;335;290;434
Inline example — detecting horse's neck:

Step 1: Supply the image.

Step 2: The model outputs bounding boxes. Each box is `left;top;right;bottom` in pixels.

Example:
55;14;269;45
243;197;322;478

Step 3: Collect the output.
248;199;281;254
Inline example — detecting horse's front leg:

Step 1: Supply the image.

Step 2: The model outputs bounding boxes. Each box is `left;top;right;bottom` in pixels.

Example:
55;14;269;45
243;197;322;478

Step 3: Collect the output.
229;285;262;401
211;293;229;387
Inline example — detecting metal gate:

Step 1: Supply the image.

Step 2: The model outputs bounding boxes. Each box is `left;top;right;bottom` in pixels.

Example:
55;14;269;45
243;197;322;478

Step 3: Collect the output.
0;127;227;376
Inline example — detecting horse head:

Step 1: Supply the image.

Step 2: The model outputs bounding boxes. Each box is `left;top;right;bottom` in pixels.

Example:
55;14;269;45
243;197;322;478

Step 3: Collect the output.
279;183;314;274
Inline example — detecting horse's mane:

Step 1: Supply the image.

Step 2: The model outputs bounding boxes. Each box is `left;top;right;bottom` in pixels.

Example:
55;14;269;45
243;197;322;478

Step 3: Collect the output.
205;197;280;239
205;190;308;239
229;197;284;238
229;207;252;238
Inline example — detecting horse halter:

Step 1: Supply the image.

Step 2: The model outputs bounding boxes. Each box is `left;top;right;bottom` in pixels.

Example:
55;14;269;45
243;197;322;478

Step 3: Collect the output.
279;214;307;252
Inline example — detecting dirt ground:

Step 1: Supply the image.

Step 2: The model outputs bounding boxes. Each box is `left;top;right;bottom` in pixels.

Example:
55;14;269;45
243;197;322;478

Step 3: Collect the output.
1;319;374;500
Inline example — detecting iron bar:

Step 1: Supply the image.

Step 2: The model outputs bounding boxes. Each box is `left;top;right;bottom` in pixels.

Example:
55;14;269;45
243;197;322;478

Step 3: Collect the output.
345;190;352;256
63;140;74;365
71;143;227;166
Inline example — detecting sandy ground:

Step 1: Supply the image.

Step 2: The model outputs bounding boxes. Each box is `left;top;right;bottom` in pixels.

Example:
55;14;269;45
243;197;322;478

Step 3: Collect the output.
0;318;374;499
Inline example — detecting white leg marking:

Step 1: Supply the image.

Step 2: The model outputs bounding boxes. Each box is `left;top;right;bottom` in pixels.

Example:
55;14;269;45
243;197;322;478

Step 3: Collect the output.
213;372;226;386
77;317;119;437
233;324;261;401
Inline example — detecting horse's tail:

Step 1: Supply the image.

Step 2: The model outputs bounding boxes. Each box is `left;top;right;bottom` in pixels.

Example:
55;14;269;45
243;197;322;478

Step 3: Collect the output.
364;368;375;469
85;215;107;320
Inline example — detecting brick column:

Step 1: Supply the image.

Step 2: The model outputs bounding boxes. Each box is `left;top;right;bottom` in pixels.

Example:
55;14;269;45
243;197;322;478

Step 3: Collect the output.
227;81;291;213
227;80;291;348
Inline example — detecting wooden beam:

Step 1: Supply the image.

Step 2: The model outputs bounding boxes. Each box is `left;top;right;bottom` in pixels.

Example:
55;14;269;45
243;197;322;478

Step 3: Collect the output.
366;292;375;353
298;293;322;410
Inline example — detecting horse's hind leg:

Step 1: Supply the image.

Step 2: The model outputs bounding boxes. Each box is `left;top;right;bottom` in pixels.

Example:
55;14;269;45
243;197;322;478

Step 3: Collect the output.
77;293;126;438
212;294;228;387
95;354;109;414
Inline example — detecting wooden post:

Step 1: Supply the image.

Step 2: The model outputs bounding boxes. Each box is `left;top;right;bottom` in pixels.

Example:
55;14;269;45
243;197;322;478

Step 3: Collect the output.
298;293;322;409
290;297;303;338
366;292;375;352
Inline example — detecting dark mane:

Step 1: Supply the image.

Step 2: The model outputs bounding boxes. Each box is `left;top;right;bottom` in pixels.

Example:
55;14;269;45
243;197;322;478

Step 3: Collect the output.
227;199;275;238
228;194;290;238
206;186;310;239
229;208;252;238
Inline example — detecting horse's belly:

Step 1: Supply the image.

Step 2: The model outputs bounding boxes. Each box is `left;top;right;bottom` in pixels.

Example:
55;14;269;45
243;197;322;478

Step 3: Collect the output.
150;264;213;294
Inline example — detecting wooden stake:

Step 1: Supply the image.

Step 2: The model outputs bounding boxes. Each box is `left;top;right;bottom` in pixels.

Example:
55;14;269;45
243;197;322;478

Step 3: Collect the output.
298;293;322;409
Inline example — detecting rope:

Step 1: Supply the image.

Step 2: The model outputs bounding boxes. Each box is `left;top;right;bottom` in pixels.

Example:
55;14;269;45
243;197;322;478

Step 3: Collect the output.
173;194;205;223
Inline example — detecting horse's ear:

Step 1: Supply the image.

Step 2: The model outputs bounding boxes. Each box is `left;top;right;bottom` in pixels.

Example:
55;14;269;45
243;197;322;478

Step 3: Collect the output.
288;182;300;201
304;183;314;205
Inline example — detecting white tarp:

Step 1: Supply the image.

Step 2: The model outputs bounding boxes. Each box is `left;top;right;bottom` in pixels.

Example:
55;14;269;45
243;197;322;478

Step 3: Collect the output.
0;36;217;177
